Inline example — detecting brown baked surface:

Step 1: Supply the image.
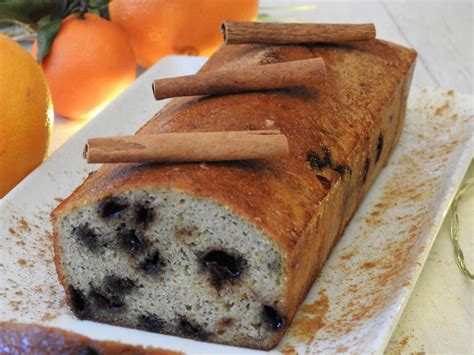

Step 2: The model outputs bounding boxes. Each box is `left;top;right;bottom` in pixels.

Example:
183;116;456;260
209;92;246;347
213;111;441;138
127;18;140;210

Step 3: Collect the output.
0;322;181;354
53;41;416;348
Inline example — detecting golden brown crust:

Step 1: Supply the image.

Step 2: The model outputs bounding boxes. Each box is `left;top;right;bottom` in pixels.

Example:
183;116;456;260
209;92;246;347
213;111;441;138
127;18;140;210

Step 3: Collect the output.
52;41;416;349
52;215;66;306
0;322;181;354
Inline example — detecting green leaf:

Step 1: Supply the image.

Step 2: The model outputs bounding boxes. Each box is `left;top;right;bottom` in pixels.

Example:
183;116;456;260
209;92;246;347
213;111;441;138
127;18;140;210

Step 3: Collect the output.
256;13;271;21
99;4;109;20
62;0;80;19
37;14;52;28
36;18;62;63
0;0;58;24
0;18;16;28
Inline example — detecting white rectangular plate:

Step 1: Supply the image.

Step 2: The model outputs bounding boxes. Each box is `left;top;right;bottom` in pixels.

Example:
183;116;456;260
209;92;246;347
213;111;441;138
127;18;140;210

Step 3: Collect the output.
1;56;473;354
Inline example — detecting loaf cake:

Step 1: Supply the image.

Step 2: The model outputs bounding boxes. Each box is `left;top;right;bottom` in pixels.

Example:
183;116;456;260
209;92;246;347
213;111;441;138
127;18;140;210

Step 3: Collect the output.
0;322;180;354
52;40;416;349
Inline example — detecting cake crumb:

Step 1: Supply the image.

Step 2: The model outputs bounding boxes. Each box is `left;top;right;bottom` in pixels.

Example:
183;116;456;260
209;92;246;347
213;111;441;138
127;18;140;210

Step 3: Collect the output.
9;300;22;311
434;101;450;116
340;251;355;260
18;218;31;232
281;344;297;354
41;312;58;321
361;261;377;270
17;259;27;267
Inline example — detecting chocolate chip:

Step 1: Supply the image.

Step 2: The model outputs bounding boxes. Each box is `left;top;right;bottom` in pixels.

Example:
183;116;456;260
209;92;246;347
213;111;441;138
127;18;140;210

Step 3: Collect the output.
322;145;332;165
118;227;145;255
135;204;155;226
99;198;128;218
307;146;331;171
139;250;165;275
69;286;88;318
333;164;350;177
316;175;331;189
375;133;384;163
139;313;165;332
307;152;326;170
104;276;135;296
73;224;98;251
77;346;100;355
262;305;285;331
202;250;245;288
90;289;124;312
179;318;207;340
363;157;371;183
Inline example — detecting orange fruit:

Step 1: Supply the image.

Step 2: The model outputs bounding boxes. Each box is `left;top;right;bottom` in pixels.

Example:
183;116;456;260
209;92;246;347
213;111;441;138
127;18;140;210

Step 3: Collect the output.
32;13;136;120
0;34;53;198
109;0;259;67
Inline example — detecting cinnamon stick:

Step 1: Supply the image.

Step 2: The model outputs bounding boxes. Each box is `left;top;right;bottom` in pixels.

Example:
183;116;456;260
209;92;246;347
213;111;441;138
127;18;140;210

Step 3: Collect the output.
222;21;376;45
152;58;326;100
84;130;289;164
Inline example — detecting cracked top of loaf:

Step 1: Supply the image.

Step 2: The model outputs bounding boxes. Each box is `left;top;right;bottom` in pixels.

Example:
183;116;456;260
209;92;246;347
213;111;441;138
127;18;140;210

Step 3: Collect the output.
53;40;416;257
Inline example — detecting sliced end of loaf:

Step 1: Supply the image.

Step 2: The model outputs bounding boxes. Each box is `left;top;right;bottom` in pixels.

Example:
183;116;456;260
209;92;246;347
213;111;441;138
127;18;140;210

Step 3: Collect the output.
54;188;287;349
